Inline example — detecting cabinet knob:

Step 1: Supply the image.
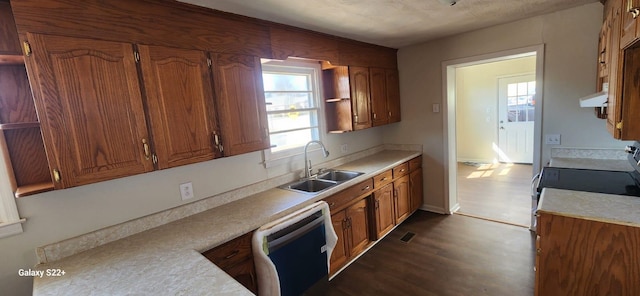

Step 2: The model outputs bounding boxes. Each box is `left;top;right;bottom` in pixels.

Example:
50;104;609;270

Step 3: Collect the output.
362;185;370;191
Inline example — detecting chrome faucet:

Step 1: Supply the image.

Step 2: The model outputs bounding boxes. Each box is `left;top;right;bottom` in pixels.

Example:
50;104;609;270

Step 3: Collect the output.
304;140;330;178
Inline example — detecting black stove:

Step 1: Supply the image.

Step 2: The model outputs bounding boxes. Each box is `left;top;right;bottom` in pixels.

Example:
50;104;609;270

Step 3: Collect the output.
537;142;640;197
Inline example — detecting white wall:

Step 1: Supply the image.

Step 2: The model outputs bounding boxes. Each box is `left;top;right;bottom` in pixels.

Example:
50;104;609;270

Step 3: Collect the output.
383;2;625;212
456;57;536;163
0;124;383;295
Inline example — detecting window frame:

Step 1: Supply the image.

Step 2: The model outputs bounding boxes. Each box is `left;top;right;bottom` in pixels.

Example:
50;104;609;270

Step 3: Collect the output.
0;145;25;238
260;59;325;168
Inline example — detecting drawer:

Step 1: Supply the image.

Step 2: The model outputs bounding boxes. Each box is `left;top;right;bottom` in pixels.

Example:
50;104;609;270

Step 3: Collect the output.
409;156;422;171
373;170;393;188
324;178;373;212
393;163;409;178
202;232;253;270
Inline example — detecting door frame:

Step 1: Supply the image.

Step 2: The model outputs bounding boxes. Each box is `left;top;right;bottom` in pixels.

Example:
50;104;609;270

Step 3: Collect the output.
441;45;544;229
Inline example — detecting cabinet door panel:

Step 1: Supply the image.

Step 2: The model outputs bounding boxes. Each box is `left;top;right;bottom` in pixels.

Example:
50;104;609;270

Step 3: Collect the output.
620;6;637;49
347;198;370;256
212;53;270;156
410;169;423;213
138;45;219;169
373;183;395;239
394;175;411;224
369;67;387;126
386;68;401;123
349;66;371;130
329;210;349;275
26;33;153;188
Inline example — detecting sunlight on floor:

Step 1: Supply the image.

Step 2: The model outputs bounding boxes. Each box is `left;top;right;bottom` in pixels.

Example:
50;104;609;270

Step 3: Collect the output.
466;162;514;179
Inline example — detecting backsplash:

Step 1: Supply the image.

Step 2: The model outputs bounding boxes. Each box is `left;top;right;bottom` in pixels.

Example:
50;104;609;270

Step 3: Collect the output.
36;143;422;264
550;147;627;160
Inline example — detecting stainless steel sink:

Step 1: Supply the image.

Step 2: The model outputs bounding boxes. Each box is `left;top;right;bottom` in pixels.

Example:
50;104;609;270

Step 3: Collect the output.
317;170;364;182
280;169;364;194
284;179;337;193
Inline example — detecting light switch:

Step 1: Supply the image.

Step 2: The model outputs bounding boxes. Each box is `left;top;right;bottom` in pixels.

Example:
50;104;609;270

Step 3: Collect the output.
432;103;440;113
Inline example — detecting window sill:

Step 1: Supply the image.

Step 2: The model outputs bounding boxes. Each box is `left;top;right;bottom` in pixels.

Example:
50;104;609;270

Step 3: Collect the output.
0;218;26;239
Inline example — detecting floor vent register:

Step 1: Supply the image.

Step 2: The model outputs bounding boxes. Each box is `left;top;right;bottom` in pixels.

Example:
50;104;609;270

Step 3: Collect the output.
399;232;416;243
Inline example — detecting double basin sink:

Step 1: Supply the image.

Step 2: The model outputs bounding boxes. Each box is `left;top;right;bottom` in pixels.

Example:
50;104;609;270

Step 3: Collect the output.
281;169;364;194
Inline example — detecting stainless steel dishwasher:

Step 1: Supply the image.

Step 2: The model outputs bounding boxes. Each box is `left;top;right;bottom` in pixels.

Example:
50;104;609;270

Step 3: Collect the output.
253;201;337;296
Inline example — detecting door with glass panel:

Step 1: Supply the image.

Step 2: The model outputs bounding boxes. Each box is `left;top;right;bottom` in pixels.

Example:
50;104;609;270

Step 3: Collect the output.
497;74;535;164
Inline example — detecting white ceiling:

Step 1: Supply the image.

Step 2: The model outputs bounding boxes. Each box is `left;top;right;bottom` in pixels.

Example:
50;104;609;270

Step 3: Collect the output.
178;0;600;48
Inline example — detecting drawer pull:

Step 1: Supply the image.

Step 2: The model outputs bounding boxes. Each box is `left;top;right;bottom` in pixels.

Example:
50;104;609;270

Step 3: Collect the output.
400;169;406;172
380;177;387;181
224;250;240;259
329;202;336;207
362;185;370;191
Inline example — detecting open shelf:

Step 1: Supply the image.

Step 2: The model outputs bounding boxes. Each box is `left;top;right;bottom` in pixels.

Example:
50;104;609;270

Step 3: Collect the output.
15;182;54;198
0;54;24;65
0;122;40;130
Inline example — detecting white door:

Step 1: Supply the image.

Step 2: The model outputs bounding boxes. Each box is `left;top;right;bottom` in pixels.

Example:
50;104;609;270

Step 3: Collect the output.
497;75;535;164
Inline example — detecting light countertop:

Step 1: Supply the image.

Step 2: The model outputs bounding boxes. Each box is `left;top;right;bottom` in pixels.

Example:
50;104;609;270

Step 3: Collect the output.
32;149;421;295
538;188;640;227
549;157;632;171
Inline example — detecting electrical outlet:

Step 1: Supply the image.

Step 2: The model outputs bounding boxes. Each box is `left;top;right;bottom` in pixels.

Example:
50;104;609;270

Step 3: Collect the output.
545;134;561;145
432;103;440;113
179;182;194;200
341;144;348;154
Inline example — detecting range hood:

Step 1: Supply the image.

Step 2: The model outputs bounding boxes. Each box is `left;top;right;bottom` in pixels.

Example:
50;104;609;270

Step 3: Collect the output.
579;82;608;108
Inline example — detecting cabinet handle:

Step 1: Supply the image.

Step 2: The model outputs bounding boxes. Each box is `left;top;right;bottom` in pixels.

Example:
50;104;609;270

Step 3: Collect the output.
389;111;392;118
224;250;240;259
361;185;370;191
400;168;406;172
52;169;61;183
142;139;150;160
375;199;379;209
373;113;377;120
329;202;336;207
213;132;224;153
380;177;387;181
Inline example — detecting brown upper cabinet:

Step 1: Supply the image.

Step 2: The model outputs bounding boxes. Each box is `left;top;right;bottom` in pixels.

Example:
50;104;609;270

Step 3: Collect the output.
600;0;640;139
370;68;401;126
211;53;270;156
24;34;155;188
138;45;221;169
349;66;372;130
3;0;401;192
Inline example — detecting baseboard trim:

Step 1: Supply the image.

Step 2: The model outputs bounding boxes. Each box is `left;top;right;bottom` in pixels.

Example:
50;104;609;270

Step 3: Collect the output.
422;204;448;214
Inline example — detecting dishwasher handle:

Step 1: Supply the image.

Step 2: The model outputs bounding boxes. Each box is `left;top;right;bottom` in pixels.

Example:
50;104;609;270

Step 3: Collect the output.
530;173;541;197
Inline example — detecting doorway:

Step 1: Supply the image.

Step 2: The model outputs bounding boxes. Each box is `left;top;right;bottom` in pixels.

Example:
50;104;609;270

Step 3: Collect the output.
442;45;544;230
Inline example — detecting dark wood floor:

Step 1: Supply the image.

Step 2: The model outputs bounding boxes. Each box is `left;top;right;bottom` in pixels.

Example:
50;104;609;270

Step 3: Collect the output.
327;211;536;296
456;162;532;227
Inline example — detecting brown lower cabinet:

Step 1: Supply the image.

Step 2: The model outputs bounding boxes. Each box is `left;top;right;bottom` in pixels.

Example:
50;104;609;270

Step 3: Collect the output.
201;232;258;294
372;182;395;240
536;212;640;296
393;174;411;224
329;197;372;275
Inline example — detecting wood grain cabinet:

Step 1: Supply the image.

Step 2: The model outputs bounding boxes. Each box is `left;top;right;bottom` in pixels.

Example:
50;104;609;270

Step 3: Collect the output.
0;3;54;197
211;53;270;156
409;156;423;212
372;182;395;239
620;0;639;49
370;68;401;126
324;179;373;275
536;212;640;296
23;34;235;189
25;33;155;189
393;174;411;225
349;66;372;130
329;197;371;275
202;232;258;294
138;45;221;169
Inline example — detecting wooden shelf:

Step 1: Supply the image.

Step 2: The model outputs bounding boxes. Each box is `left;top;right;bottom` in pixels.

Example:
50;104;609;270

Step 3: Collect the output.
325;98;350;103
15;182;54;198
0;54;24;65
0;122;40;130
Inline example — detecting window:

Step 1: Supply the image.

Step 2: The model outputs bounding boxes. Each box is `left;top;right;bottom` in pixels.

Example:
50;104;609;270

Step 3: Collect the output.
0;149;25;238
506;81;535;122
261;61;322;163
